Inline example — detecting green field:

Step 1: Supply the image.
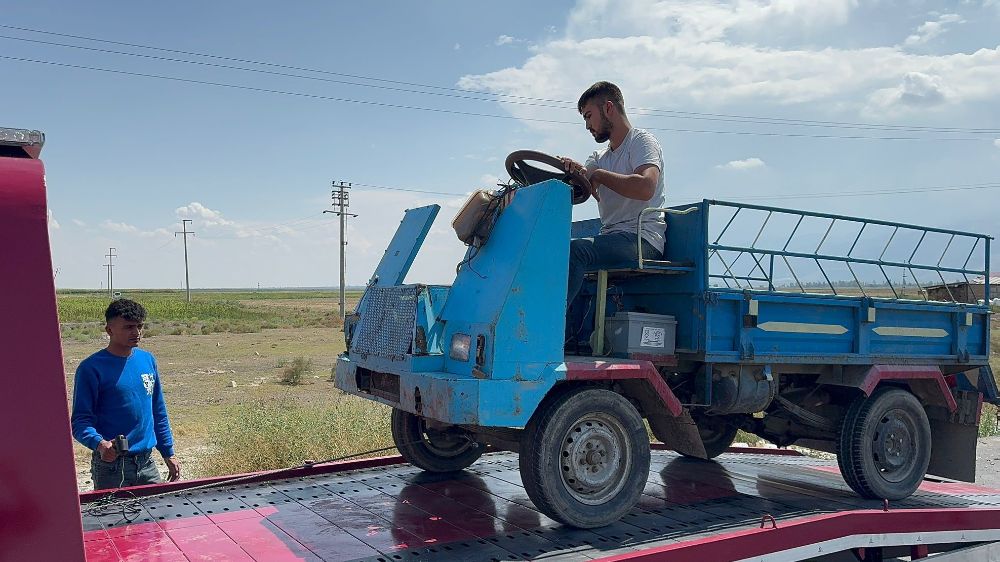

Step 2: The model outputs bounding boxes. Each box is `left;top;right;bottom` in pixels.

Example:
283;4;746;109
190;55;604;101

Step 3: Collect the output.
58;289;361;340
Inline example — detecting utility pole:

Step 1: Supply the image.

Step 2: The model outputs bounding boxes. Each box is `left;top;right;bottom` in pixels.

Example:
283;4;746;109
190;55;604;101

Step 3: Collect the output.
175;219;195;302
324;181;357;322
104;247;117;298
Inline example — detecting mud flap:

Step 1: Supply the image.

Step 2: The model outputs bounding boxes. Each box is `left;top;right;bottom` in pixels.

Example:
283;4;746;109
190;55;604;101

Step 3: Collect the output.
648;410;708;459
927;419;977;482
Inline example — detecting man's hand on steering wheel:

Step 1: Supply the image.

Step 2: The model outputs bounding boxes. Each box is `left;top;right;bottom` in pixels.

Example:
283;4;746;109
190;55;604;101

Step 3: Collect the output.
504;150;593;204
559;156;601;202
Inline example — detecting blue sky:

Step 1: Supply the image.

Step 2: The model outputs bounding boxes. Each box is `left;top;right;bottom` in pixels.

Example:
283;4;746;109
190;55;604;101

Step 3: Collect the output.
5;0;999;289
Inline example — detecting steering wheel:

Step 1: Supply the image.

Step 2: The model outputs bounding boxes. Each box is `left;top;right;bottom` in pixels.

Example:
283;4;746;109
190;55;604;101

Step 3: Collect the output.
505;150;592;205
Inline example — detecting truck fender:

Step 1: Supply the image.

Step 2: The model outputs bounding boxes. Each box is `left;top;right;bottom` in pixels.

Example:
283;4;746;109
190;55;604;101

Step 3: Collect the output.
816;364;957;412
557;360;707;458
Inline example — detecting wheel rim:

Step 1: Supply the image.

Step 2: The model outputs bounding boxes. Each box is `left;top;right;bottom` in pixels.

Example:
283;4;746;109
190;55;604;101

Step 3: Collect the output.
871;408;918;483
559;413;632;505
418;419;474;458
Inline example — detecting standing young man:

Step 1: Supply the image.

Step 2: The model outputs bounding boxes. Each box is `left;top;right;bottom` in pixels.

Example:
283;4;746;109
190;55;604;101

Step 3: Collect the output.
561;81;666;305
71;299;181;490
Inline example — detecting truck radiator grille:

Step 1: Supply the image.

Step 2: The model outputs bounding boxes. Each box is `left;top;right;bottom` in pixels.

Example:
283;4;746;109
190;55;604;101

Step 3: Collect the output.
351;285;418;360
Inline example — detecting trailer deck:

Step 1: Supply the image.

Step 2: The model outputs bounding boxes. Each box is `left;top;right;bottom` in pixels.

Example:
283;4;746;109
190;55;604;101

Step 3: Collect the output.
80;447;1000;562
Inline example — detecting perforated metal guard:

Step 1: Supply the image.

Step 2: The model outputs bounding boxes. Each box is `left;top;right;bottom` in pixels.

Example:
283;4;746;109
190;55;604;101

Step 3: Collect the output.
81;449;1000;562
351;285;419;360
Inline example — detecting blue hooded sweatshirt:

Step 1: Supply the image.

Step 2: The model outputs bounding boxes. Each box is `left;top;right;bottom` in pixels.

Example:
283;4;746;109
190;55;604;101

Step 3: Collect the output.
71;348;175;458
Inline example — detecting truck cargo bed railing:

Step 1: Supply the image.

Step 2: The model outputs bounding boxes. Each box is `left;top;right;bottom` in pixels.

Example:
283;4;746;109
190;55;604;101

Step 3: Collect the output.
704;200;991;304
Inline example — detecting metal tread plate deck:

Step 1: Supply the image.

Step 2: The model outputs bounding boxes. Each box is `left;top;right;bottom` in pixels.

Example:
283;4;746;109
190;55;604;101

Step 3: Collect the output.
81;449;1000;562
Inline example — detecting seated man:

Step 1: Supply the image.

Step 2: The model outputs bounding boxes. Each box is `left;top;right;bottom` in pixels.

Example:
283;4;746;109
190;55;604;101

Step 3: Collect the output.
561;81;666;306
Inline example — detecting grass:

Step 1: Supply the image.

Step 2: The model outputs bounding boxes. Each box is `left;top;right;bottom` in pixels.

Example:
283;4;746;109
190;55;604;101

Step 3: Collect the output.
280;357;313;385
203;395;392;475
57;289;362;337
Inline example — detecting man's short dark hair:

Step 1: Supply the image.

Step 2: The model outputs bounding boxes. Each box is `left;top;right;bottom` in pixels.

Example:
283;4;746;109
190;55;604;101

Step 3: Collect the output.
105;298;147;323
578;81;625;115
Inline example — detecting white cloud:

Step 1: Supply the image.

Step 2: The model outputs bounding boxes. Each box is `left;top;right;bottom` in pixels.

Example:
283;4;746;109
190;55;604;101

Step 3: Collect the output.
47;209;59;230
453;43;461;51
495;35;515;46
101;220;139;234
903;13;964;47
175;202;235;228
71;219;86;227
564;0;858;43
717;157;766;170
867;72;948;114
994;139;1000;148
459;0;1000;119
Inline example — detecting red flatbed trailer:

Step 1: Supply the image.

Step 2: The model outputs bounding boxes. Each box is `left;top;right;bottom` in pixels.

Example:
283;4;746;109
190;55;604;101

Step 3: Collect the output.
78;446;1000;562
2;128;998;562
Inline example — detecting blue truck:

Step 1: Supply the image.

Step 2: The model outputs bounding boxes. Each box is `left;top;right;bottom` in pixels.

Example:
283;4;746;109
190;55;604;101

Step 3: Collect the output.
335;151;997;529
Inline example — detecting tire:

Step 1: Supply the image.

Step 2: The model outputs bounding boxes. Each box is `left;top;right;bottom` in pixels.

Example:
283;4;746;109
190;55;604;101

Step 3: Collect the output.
837;387;931;500
683;414;739;460
519;388;651;528
391;408;483;472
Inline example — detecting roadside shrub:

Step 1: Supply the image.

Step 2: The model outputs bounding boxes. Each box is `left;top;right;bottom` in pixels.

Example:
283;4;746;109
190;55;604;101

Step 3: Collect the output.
981;403;999;438
203;396;392;475
280;357;312;385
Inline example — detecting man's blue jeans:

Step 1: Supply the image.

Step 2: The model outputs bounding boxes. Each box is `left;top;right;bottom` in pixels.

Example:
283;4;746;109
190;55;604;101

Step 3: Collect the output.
91;450;164;491
567;231;662;306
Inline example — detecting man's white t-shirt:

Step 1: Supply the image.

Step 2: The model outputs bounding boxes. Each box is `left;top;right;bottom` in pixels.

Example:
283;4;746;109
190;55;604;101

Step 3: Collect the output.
585;127;666;252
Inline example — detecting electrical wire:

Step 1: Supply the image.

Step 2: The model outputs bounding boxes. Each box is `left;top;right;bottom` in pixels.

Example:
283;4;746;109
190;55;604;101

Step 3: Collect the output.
349;178;1000;201
0;53;991;142
695;181;1000;202
2;23;997;136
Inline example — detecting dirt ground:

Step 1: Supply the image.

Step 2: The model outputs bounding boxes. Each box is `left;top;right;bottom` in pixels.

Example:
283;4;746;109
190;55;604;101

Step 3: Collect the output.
977;436;1000;488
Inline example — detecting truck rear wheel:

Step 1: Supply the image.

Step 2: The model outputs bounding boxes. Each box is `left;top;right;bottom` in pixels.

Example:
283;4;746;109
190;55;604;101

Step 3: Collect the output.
519;388;650;528
837;387;931;500
391;408;483;472
685;414;739;459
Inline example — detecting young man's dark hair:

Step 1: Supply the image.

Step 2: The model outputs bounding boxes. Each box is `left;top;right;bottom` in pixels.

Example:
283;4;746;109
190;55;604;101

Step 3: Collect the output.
105;298;147;323
577;81;626;115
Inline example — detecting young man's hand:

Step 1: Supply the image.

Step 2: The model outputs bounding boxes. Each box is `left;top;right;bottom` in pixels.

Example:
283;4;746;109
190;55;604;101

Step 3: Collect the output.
559;157;601;201
165;456;181;481
97;440;118;462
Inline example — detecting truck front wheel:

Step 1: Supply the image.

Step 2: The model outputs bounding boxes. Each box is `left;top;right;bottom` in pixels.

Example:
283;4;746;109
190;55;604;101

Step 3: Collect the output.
391;408;483;472
837;387;931;500
519;388;650;528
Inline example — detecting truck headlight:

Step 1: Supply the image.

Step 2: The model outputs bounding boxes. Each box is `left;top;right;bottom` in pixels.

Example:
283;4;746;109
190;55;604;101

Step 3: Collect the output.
449;333;471;361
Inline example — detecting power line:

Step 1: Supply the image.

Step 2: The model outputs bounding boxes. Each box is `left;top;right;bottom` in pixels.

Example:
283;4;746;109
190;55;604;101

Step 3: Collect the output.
175;219;195;302
2;23;996;135
2;32;996;137
351;182;460;196
711;181;1000;201
349;178;1000;201
3;53;988;142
